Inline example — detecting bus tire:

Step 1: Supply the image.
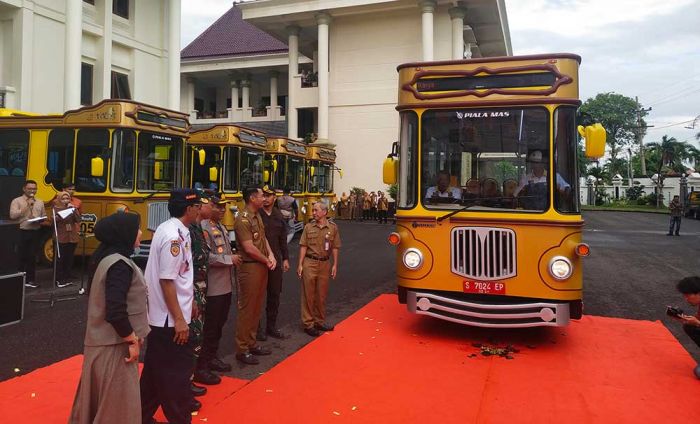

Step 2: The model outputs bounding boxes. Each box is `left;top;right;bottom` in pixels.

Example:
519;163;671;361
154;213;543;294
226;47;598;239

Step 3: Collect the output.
40;232;54;267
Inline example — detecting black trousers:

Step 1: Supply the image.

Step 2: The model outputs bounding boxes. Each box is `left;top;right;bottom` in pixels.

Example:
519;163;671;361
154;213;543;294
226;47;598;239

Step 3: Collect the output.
370;207;378;220
198;292;232;367
19;230;40;282
56;242;77;282
141;325;194;424
378;210;388;224
259;262;283;333
684;324;700;348
669;216;681;235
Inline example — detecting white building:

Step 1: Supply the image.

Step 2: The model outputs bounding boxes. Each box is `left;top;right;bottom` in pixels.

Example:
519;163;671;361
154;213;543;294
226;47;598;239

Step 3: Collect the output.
181;0;511;194
0;0;181;113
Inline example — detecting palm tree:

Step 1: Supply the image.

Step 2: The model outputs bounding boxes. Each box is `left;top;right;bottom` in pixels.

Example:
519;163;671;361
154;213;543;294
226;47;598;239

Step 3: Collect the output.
644;135;693;175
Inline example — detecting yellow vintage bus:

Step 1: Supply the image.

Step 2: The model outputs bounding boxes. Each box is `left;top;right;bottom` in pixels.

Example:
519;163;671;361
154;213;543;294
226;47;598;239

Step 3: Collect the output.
187;124;267;231
305;143;339;220
384;54;605;327
265;136;307;224
0;100;189;264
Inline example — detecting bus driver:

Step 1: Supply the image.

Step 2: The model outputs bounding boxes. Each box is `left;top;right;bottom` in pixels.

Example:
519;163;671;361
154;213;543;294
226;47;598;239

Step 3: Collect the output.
513;150;570;209
425;170;462;203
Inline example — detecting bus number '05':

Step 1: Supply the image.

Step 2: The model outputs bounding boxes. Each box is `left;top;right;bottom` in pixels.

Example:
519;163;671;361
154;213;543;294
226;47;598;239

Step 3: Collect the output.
80;222;95;234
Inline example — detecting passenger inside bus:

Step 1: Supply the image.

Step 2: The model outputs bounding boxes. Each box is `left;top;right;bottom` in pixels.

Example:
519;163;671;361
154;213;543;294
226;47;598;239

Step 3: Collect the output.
425;170;462;203
513;150;570;210
480;178;503;207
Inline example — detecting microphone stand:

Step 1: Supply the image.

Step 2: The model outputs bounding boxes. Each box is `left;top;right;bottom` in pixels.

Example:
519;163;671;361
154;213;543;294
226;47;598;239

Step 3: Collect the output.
32;207;77;307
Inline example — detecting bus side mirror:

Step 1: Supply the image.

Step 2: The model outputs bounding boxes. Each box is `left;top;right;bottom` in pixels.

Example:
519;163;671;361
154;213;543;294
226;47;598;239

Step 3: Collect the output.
264;170;270;183
383;157;397;184
154;162;162;180
91;157;104;177
338;169;344;179
198;149;206;166
209;166;218;182
310;166;316;177
272;159;278;172
578;123;606;159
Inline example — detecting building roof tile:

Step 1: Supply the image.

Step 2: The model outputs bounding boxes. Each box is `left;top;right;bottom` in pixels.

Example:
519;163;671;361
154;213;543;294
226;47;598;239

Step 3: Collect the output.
181;7;288;60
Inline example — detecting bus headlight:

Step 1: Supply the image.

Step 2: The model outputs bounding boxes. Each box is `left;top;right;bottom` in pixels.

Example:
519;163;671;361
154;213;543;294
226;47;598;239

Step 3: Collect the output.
549;256;573;280
403;248;423;270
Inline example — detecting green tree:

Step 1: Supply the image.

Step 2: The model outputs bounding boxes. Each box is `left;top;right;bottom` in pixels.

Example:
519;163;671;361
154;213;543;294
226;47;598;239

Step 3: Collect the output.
579;93;647;175
645;135;693;175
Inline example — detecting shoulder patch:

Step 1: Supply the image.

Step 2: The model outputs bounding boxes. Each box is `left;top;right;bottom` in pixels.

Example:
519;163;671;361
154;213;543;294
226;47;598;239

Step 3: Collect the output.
170;240;181;257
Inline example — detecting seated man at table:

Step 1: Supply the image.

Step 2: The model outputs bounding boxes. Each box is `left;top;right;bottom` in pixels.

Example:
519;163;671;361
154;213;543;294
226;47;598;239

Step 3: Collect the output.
425;170;461;203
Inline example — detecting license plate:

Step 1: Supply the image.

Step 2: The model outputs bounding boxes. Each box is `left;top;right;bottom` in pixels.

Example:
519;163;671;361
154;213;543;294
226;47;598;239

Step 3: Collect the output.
463;280;506;295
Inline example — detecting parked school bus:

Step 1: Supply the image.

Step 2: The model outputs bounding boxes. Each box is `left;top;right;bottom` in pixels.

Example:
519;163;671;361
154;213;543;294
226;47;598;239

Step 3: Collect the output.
305;144;339;220
384;54;606;327
265;136;308;227
0;100;189;264
187;124;267;233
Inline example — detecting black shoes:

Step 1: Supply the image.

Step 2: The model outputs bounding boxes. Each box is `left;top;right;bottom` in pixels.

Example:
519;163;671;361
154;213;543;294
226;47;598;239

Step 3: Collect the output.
236;352;259;365
191;383;207;397
304;327;322;337
250;346;272;356
314;323;335;332
256;332;268;342
191;399;202;412
193;369;221;385
208;357;232;373
267;328;285;339
25;282;38;289
56;281;73;288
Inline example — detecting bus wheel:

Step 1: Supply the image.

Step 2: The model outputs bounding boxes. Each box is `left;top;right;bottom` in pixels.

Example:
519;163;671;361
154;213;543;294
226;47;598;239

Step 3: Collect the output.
40;234;54;267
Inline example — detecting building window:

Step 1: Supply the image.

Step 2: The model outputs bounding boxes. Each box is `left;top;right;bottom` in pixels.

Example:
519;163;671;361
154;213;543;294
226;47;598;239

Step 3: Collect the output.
113;0;129;19
111;71;131;99
81;63;93;106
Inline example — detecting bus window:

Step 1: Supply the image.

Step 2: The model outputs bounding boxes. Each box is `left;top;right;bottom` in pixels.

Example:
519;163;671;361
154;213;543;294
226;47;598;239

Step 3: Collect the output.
75;129;109;192
240;148;263;190
265;154;281;188
0;129;29;177
554;107;579;213
111;129;135;192
223;146;240;192
285;156;305;193
46;128;75;188
192;146;220;191
420;107;550;212
398;112;418;208
307;160;332;193
137;132;182;191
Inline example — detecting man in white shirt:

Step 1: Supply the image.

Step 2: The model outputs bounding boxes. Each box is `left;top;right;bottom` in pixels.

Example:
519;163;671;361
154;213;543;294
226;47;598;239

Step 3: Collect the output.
425;170;462;203
513;150;570;209
141;189;203;424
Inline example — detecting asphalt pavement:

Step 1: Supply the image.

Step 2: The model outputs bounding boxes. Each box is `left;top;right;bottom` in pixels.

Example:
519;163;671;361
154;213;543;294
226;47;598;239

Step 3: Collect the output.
1;212;699;382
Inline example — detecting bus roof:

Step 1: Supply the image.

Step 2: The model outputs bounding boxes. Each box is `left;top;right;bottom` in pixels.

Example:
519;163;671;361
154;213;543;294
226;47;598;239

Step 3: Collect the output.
307;144;337;162
0;99;190;135
189;124;267;149
266;137;308;158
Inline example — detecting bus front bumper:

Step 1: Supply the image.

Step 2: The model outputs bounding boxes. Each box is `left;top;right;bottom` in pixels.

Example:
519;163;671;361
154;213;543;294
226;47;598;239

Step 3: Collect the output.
406;290;570;328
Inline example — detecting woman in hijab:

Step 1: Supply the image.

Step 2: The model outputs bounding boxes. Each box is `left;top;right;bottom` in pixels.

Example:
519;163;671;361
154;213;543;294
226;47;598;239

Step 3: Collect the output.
52;191;81;287
69;212;149;424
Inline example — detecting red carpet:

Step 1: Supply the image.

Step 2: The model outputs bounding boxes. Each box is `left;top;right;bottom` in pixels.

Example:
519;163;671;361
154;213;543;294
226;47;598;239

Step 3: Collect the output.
1;294;698;423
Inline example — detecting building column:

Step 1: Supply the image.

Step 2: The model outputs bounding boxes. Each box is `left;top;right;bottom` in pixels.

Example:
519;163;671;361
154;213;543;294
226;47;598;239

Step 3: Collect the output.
269;71;278;118
241;78;251;119
287;25;300;139
449;6;466;60
99;0;113;100
186;77;196;120
228;79;239;120
14;6;34;111
316;12;331;141
419;0;436;61
167;0;181;110
64;0;82;110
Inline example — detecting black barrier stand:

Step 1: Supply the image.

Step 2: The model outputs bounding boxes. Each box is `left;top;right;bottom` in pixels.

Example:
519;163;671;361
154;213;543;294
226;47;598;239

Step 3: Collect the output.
31;207;77;307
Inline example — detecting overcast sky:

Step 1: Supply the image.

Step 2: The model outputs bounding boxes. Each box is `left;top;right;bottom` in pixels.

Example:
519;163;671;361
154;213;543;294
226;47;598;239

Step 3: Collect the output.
181;0;700;148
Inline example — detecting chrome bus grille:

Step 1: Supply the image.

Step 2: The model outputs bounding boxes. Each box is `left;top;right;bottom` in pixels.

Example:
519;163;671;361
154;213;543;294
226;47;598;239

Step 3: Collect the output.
451;227;516;281
147;202;170;232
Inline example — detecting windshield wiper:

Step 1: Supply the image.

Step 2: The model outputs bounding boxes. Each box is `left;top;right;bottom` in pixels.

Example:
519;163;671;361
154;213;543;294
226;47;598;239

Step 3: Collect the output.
437;204;476;222
136;189;173;203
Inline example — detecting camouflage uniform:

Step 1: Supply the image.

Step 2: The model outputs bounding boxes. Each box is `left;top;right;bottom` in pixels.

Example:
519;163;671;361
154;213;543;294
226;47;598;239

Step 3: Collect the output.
189;222;210;359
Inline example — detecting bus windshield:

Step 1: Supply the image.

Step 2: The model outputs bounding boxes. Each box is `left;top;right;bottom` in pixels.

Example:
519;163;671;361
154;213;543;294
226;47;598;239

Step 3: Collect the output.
137;132;183;191
240;148;264;190
420;107;573;213
284;156;305;193
308;160;332;193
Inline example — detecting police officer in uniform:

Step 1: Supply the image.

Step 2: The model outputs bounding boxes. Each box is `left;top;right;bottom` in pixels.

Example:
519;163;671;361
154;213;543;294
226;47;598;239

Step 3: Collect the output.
198;194;242;376
234;187;277;365
141;189;202;424
297;202;341;337
257;186;290;341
